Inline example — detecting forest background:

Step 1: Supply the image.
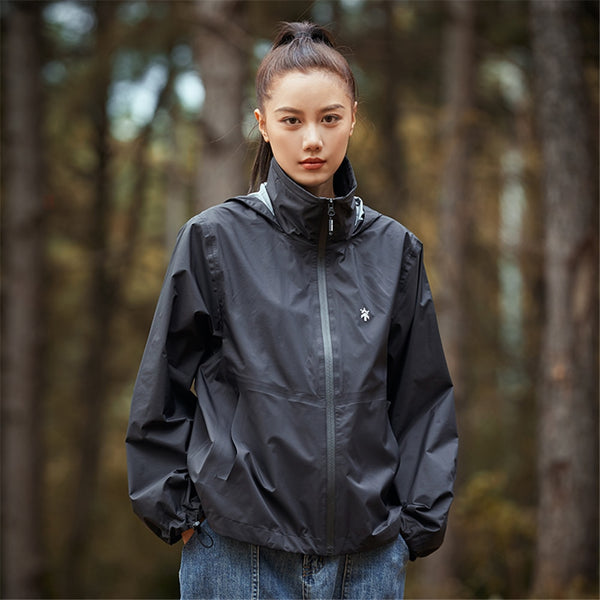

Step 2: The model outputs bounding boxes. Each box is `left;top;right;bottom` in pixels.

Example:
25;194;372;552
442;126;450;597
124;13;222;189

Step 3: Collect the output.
1;0;598;598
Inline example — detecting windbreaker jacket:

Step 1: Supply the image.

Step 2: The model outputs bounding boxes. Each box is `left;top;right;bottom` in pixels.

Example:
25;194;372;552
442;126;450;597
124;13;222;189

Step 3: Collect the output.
126;158;458;559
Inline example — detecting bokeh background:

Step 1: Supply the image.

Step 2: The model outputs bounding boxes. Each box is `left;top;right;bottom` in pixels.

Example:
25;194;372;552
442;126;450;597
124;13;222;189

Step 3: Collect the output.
1;1;598;598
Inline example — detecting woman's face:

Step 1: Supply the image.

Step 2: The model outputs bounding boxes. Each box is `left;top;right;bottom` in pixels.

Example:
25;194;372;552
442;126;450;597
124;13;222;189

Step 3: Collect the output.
255;69;357;198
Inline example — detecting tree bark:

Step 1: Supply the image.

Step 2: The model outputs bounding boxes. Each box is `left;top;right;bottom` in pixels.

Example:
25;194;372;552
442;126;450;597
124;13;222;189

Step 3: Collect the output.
0;2;45;597
417;1;476;596
62;6;179;595
61;3;117;595
530;1;599;596
378;0;407;210
436;0;475;396
166;112;189;254
193;0;249;209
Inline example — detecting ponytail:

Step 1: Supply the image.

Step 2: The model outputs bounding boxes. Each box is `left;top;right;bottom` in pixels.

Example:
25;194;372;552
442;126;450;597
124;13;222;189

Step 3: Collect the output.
250;138;273;193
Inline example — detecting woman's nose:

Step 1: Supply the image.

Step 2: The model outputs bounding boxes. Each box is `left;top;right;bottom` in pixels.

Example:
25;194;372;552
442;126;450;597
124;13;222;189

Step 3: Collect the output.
303;125;322;151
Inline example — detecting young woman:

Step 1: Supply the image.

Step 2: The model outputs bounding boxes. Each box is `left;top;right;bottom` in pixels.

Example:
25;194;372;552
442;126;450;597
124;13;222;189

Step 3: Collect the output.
126;22;458;600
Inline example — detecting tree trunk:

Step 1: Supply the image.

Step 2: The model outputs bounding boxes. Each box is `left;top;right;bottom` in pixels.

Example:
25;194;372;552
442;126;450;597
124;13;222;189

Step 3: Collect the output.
62;6;179;595
193;0;249;209
417;1;476;596
0;2;45;597
62;3;117;595
166;114;189;254
436;0;475;396
378;0;407;211
530;1;599;596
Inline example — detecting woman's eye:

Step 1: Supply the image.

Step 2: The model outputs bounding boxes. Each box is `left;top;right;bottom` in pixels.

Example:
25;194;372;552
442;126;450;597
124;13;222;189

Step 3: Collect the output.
283;117;300;125
323;114;340;124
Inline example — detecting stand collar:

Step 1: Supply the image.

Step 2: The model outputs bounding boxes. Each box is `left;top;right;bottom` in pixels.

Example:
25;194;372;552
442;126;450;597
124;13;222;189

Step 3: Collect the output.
265;157;359;243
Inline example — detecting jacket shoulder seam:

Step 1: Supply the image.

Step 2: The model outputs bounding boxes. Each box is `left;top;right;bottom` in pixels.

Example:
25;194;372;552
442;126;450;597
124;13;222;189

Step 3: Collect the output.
191;213;225;335
398;233;422;292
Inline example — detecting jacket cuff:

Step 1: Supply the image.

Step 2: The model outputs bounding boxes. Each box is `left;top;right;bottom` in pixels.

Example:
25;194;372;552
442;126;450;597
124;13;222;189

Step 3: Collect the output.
165;506;205;544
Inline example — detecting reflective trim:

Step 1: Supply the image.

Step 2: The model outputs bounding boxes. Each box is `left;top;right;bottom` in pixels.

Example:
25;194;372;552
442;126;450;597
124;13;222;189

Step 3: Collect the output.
254;182;274;214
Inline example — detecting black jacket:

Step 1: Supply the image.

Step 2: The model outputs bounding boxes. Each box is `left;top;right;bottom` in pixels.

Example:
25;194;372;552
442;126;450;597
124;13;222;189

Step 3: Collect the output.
126;158;457;559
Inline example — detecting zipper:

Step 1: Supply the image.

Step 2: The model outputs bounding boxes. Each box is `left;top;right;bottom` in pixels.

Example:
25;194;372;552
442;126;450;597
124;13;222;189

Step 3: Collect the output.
317;201;336;553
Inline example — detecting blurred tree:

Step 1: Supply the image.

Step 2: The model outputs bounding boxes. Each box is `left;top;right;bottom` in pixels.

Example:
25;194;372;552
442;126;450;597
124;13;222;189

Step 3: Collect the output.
0;1;45;597
417;1;476;597
193;0;249;207
362;0;407;209
165;103;190;253
437;0;476;399
530;0;599;596
57;2;179;595
62;2;120;596
377;0;406;200
342;0;412;216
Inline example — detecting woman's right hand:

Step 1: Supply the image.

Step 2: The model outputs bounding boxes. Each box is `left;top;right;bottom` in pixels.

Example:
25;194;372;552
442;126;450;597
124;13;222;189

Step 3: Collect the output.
181;528;195;545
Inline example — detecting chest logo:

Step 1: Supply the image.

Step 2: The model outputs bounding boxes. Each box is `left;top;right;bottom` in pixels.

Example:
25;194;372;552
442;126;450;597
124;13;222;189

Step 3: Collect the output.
360;307;371;322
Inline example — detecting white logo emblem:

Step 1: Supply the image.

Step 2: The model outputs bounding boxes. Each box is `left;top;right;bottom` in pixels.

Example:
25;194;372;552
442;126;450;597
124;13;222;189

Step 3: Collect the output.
360;307;371;322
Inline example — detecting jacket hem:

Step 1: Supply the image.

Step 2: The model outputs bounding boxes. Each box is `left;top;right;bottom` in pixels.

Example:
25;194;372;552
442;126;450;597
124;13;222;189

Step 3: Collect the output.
206;512;402;557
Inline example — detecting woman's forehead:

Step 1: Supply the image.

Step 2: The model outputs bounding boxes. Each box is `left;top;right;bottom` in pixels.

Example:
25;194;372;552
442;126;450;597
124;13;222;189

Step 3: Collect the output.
264;69;354;105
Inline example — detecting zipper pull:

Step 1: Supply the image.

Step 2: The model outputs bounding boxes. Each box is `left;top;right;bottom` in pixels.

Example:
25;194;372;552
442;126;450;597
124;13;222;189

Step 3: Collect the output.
328;199;335;237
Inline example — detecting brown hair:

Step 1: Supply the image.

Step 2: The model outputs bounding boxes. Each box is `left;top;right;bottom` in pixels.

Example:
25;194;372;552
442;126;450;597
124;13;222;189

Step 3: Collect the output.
249;22;357;191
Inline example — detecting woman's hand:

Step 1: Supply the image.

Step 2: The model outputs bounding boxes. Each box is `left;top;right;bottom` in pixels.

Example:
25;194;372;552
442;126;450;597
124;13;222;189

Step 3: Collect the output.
181;528;195;545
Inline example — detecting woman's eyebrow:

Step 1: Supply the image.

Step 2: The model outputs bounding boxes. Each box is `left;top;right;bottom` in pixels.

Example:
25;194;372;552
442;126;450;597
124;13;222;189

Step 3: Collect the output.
274;104;346;114
321;104;346;112
274;106;303;114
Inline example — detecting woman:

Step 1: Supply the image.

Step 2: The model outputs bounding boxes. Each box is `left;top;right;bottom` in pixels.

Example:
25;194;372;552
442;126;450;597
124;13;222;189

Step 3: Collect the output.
126;22;458;600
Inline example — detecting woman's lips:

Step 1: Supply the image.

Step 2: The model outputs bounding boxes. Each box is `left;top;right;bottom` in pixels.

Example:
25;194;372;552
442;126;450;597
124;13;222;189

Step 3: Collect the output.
300;158;326;170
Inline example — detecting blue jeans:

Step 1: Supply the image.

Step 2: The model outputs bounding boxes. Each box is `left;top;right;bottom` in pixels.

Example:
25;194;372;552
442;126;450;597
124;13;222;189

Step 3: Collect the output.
180;521;408;599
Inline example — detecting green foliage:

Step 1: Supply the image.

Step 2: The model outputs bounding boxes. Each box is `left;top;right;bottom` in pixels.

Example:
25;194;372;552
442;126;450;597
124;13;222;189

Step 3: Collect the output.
453;471;536;598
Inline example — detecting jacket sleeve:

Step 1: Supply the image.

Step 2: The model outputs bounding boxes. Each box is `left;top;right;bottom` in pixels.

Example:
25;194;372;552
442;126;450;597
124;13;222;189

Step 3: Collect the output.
387;232;458;560
125;217;217;544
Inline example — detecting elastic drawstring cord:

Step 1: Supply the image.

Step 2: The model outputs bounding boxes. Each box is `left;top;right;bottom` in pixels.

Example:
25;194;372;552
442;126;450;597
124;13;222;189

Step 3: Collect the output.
192;520;214;548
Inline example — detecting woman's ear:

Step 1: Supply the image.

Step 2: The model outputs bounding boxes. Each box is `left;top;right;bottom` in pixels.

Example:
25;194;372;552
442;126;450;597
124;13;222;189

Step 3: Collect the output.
254;109;269;143
349;101;358;136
